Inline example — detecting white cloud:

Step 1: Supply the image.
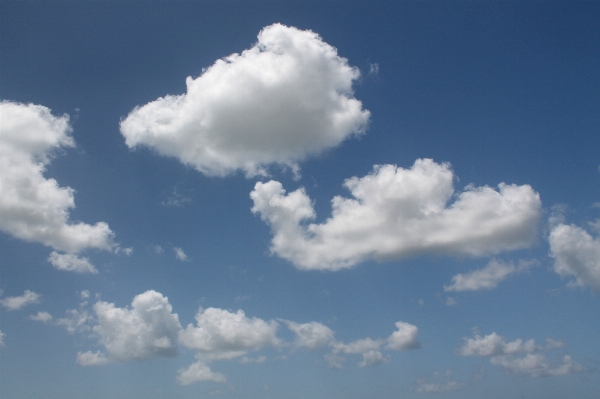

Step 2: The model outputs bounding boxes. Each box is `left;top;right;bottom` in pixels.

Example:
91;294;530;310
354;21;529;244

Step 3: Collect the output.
490;354;584;378
251;159;541;270
457;332;584;378
0;101;115;255
0;331;5;346
56;308;93;334
0;290;41;311
416;370;466;394
178;307;280;384
76;350;109;366
91;290;181;362
30;311;53;322
153;245;164;254
387;321;420;350
282;320;335;349
549;223;600;292
444;259;537;292
47;252;98;274
120;23;369;178
174;247;188;261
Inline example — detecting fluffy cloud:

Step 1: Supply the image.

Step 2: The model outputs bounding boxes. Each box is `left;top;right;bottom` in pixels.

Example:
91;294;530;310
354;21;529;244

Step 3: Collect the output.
284;320;419;369
0;290;41;311
283;320;335;350
173;247;188;261
0;101;115;264
76;350;109;366
549;223;600;292
178;307;280;384
444;259;537;292
120;23;369;177
30;311;53;323
251;159;541;270
90;290;181;363
47;252;98;274
457;332;584;378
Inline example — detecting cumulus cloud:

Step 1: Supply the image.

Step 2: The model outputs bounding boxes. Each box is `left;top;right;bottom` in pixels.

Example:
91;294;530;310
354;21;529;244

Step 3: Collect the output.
30;311;53;323
76;350;109;366
0;290;41;311
549;223;600;292
91;290;181;362
120;23;369;177
178;307;280;384
173;247;188;261
457;332;584;378
282;320;335;349
56;308;94;334
444;259;537;292
0;101;115;265
251;159;541;270
47;252;98;274
284;320;419;369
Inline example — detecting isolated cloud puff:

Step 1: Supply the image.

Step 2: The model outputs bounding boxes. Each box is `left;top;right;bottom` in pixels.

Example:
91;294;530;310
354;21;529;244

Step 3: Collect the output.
0;101;115;263
549;223;600;292
457;332;584;378
120;23;369;177
282;320;335;350
251;159;541;270
47;252;98;274
89;290;181;363
0;331;5;346
444;259;537;292
30;311;53;323
178;307;280;384
0;290;41;311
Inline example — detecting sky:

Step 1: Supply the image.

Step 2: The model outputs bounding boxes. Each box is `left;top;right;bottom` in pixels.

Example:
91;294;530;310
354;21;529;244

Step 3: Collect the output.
0;1;599;398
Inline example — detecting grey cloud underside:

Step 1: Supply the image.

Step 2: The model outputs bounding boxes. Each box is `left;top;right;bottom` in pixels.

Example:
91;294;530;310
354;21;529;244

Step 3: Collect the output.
251;158;542;270
120;23;369;177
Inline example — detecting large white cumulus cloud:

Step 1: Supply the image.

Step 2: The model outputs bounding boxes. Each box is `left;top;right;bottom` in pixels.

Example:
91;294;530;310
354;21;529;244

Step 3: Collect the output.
120;23;369;177
90;290;181;362
549;223;600;292
0;101;115;258
251;158;541;270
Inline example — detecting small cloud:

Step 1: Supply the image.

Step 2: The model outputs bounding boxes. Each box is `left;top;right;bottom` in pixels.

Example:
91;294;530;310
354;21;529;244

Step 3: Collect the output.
153;245;165;254
0;290;41;311
161;185;192;207
368;62;379;76
174;247;189;261
47;252;98;274
416;370;466;394
0;331;5;346
446;297;458;306
444;259;538;292
30;311;53;323
76;350;110;366
418;299;425;306
116;247;133;256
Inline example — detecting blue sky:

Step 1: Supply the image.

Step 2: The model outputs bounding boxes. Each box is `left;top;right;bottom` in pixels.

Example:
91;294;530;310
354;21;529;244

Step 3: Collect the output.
1;1;599;398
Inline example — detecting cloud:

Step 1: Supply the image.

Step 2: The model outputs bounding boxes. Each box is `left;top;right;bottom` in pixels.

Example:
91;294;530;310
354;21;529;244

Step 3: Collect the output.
178;307;280;384
76;350;109;366
56;308;93;334
282;320;335;349
0;331;5;346
251;159;541;270
0;290;41;311
30;311;53;323
549;223;600;292
286;320;419;369
0;101;115;255
120;23;369;177
174;247;188;261
416;370;466;394
91;290;181;362
444;259;538;292
47;252;98;274
457;332;584;378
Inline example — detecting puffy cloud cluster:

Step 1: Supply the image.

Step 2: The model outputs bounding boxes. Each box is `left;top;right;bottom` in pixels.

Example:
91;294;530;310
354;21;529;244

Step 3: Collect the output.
0;101;115;272
178;307;280;384
0;290;41;311
549;223;600;292
251;159;542;270
120;23;369;177
457;332;584;378
287;320;420;369
444;259;537;292
90;290;182;363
